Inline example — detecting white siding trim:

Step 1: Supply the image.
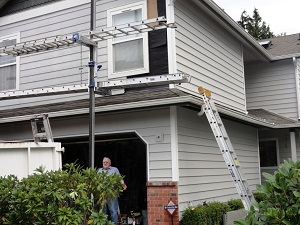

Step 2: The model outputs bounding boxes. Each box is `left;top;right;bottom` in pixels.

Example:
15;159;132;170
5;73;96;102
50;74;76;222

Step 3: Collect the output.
0;32;20;90
16;32;20;90
134;130;150;182
293;57;300;119
27;146;30;176
290;130;297;161
170;106;179;181
241;44;247;112
0;0;89;26
106;1;149;78
166;0;177;74
257;130;261;184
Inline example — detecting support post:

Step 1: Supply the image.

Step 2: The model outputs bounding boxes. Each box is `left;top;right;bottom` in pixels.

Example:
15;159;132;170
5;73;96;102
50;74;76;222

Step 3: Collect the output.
290;129;297;161
89;0;96;169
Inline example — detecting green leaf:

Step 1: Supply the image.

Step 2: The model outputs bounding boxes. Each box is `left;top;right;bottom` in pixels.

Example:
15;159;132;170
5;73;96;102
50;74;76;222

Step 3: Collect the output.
293;191;300;197
234;220;247;225
262;172;275;182
282;219;293;225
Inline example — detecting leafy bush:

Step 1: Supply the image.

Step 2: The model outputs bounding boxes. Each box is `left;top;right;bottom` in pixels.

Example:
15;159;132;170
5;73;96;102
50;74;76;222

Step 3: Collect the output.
0;175;18;222
253;192;266;203
0;163;123;225
180;201;231;225
235;160;300;225
227;199;244;211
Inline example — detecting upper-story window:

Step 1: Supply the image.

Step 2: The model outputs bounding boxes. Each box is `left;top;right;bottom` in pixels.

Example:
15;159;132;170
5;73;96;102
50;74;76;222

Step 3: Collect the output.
107;2;149;78
0;33;19;91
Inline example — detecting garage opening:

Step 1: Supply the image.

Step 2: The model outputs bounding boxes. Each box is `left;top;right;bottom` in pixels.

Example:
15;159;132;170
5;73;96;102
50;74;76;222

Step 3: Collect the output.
57;132;147;216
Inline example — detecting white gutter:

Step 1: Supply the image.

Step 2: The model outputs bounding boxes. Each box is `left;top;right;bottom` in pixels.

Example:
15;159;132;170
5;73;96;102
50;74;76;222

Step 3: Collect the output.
1;92;300;129
0;96;195;124
216;104;300;129
293;57;300;120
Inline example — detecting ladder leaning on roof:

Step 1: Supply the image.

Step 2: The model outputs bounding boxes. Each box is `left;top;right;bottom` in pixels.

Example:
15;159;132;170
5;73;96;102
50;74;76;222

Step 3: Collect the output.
197;86;256;211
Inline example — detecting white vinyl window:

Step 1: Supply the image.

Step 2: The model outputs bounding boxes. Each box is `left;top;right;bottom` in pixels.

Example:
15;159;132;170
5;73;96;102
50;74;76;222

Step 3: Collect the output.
107;2;149;78
0;33;19;91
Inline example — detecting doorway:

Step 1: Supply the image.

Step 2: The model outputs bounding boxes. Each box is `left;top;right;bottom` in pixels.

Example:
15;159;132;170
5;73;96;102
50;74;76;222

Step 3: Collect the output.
58;132;148;214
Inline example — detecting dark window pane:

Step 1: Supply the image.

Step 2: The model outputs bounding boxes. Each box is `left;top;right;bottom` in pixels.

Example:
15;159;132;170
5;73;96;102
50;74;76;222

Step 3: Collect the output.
259;140;277;167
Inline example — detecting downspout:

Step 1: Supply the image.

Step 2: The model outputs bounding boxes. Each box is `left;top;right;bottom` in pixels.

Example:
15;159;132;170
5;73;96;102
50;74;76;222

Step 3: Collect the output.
292;57;299;161
293;57;300;120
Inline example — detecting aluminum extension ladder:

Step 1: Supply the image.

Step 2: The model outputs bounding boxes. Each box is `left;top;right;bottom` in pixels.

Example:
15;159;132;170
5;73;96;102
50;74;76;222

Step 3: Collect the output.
31;114;53;143
197;86;256;211
0;16;175;57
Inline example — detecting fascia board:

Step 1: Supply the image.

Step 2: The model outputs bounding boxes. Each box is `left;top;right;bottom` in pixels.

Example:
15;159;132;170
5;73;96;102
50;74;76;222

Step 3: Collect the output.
0;96;195;124
0;92;298;129
273;53;300;61
217;105;300;129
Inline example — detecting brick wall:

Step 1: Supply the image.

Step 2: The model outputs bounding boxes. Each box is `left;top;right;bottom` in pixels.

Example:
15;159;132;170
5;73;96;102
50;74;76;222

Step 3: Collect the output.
146;181;179;225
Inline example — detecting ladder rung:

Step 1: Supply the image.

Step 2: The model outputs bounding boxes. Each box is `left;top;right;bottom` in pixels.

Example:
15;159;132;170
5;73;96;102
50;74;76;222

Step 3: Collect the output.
34;133;47;138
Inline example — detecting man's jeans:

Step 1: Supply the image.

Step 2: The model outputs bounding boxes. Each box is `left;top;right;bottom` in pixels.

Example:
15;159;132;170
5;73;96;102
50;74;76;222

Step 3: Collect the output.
103;198;119;224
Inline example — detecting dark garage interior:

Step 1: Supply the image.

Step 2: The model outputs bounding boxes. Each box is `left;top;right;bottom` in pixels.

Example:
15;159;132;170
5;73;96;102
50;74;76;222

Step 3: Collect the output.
57;132;147;216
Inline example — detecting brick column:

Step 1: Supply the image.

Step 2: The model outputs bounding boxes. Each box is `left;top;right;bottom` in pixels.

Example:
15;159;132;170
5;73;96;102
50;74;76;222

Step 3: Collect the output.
146;181;179;225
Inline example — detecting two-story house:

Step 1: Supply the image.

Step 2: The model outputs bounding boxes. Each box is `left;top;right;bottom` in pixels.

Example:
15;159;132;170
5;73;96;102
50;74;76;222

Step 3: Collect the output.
0;0;300;224
246;33;300;183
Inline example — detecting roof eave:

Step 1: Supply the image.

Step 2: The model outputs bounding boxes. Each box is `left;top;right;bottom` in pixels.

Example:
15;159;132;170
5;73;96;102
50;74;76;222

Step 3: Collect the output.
0;92;298;129
217;105;300;129
273;53;300;61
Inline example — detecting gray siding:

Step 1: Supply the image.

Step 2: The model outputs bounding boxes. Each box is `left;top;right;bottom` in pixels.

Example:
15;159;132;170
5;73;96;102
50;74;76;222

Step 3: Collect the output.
0;107;173;181
0;0;140;109
245;59;297;120
174;0;246;112
258;129;300;183
298;59;300;119
0;3;91;109
177;107;259;211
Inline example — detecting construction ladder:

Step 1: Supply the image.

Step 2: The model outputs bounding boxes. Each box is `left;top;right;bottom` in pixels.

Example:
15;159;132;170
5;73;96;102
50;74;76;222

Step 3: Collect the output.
197;87;256;211
0;16;175;57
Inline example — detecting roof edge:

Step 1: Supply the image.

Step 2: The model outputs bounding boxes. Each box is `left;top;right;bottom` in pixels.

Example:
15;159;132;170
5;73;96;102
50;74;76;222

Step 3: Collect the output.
0;91;298;129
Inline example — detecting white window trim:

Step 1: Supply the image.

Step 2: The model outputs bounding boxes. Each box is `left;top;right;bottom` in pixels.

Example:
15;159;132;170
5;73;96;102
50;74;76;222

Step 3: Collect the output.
107;1;149;79
259;138;280;169
0;32;20;91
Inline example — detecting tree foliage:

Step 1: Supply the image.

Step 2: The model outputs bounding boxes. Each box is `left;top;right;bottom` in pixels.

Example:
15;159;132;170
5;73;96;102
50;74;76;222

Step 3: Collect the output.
0;163;123;225
238;8;274;40
235;160;300;225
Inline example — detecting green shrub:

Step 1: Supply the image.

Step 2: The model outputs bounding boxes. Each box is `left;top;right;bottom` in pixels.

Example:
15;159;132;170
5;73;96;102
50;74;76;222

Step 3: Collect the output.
235;160;300;225
227;199;244;211
180;201;231;225
0;163;123;225
253;192;266;203
0;175;18;223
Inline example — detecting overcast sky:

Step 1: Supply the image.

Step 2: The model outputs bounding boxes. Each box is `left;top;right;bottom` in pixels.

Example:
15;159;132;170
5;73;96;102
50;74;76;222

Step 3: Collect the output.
212;0;299;35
